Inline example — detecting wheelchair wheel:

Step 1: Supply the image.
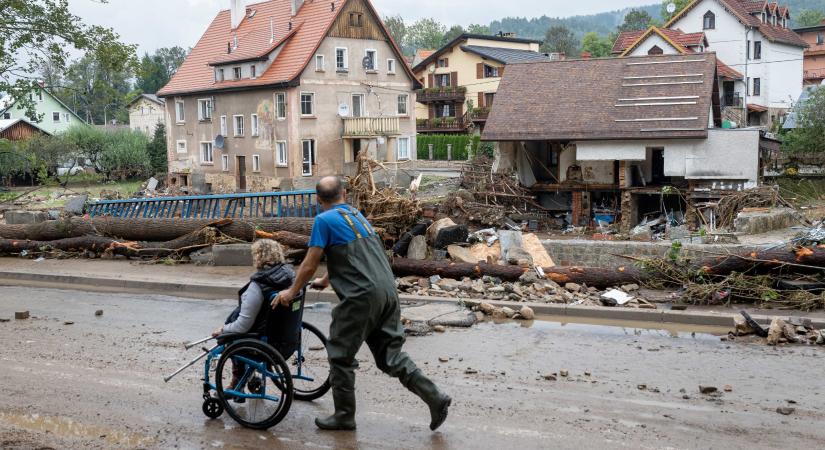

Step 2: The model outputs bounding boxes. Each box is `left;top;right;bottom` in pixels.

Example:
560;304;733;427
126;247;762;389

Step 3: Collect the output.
202;397;223;419
292;322;331;402
215;339;293;430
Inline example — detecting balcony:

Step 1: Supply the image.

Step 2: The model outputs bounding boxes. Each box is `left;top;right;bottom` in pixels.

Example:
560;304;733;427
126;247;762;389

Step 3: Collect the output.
342;116;401;137
416;86;467;103
416;116;469;133
803;68;825;81
469;107;490;122
722;94;743;108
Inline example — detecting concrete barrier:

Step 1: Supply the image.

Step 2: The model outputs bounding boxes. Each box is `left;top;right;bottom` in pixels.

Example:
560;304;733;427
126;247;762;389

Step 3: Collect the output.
4;210;48;225
734;208;801;234
212;244;253;266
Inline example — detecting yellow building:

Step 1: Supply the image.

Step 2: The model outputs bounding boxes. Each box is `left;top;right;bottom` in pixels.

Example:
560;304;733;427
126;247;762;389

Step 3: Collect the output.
411;33;546;134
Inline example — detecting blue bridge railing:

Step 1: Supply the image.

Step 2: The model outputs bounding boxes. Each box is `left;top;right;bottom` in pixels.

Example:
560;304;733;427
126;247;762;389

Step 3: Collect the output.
88;190;320;219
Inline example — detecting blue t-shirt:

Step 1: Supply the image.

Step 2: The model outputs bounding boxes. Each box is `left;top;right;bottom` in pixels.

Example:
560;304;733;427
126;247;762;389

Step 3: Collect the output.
308;204;375;249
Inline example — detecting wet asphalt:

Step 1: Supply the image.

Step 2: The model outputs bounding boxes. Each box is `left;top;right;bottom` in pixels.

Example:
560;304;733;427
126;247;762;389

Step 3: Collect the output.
0;286;823;450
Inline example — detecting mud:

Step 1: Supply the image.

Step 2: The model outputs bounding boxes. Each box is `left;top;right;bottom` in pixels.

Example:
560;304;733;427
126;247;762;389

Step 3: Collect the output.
1;286;824;449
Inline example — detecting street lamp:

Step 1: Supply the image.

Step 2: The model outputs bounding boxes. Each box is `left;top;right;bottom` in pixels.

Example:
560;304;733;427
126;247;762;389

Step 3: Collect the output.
103;103;119;126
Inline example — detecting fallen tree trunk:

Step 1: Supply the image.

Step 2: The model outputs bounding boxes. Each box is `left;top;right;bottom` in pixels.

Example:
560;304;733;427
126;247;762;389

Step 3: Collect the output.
254;230;310;249
691;245;825;275
0;217;313;241
391;258;527;281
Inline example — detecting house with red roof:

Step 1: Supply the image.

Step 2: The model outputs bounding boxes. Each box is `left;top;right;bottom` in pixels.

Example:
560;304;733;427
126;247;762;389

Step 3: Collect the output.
157;0;418;193
663;0;807;127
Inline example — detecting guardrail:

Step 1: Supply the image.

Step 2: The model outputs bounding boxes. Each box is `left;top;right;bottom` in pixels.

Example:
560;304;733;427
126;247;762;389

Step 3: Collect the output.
88;190;320;219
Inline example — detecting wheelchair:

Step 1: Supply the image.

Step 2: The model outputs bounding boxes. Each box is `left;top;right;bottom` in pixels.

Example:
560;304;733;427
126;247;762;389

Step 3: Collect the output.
168;288;331;430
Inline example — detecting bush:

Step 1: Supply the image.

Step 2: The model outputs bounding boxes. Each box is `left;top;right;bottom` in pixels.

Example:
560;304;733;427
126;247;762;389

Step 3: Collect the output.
417;134;480;161
783;87;825;155
99;129;151;179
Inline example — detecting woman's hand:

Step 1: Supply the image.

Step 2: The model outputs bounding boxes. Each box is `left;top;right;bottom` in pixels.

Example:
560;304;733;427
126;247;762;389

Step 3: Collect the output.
211;326;223;337
272;288;298;309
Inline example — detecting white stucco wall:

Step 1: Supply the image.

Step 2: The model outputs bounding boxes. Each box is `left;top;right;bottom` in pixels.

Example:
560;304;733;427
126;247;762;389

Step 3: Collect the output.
576;141;648;161
627;34;682;56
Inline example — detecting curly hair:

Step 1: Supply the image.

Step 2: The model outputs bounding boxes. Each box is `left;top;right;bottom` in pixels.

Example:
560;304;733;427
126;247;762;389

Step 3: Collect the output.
251;239;286;270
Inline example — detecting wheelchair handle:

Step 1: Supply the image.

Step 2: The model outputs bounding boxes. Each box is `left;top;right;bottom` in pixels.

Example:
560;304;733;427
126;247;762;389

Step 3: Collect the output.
185;336;215;350
164;344;217;383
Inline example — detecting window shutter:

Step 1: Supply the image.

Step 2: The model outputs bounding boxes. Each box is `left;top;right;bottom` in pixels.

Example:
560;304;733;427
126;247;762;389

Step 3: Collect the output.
456;101;464;118
428;74;434;88
498;66;505;77
428;104;434;119
477;63;484;79
444;58;449;67
451;71;458;87
478;92;484;108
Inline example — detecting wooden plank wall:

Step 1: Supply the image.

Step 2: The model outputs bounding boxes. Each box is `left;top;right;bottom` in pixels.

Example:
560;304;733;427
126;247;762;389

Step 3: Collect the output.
0;122;45;141
328;0;385;41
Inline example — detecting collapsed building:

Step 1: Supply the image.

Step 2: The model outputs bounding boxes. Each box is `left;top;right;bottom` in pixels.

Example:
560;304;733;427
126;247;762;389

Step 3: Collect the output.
482;53;776;231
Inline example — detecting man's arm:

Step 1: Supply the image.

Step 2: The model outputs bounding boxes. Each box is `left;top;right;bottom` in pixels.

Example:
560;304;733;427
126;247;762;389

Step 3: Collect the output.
272;246;324;308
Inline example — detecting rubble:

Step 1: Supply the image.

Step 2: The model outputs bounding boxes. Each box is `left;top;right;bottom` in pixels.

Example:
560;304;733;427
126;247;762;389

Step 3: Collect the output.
14;311;30;320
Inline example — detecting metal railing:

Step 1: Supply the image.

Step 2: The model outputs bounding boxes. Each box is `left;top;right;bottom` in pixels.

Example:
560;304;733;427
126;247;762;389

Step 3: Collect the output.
342;116;401;137
416;87;467;102
88;190;320;219
416;115;469;132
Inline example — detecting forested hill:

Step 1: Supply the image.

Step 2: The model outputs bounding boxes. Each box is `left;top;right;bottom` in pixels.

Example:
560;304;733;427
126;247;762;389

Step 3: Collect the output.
489;0;823;41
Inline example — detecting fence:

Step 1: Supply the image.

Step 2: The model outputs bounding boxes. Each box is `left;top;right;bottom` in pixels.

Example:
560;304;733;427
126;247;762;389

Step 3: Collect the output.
88;190;320;219
416;134;480;161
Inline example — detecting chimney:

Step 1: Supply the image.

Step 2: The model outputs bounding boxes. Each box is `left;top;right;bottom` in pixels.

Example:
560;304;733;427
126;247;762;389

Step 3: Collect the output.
230;0;245;29
291;0;304;16
581;51;591;59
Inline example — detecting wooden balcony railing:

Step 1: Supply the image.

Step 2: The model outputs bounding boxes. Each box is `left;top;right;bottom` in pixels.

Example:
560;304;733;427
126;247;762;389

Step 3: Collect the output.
342;116;401;137
416;87;467;103
803;69;825;80
469;107;490;122
416;116;469;132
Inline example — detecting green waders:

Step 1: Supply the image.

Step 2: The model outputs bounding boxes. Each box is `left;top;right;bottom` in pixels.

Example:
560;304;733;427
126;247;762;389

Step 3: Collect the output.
316;206;451;431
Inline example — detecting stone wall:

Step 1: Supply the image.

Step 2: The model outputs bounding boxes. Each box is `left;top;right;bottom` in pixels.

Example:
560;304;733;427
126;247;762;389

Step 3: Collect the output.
733;208;801;235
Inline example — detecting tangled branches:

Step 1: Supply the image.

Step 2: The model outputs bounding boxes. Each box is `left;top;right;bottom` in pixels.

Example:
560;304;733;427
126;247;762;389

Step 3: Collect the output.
347;154;421;237
715;186;794;229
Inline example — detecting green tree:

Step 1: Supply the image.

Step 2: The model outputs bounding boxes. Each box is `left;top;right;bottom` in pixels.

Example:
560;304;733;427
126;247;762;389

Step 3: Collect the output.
62;53;134;125
441;25;465;46
408;18;446;51
136;47;187;94
661;0;693;22
146;123;168;174
783;88;825;154
543;26;579;56
383;15;408;52
797;9;825;27
581;32;613;58
466;23;491;35
619;9;656;32
0;0;136;122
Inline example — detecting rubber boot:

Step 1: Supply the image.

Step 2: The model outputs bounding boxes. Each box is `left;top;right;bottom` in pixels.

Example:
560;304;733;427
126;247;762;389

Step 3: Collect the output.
315;390;357;431
406;372;451;431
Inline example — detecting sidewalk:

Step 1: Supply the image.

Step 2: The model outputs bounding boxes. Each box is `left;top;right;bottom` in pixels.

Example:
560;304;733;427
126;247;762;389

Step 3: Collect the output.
1;257;823;328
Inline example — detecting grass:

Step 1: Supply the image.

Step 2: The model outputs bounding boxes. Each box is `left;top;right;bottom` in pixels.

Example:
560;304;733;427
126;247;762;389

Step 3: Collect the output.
773;177;825;206
3;180;144;209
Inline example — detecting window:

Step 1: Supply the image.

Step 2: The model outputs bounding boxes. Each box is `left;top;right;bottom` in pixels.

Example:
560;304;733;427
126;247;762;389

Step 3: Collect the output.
437;58;448;68
387;59;396;74
315;54;325;72
484;93;495;108
753;78;761;96
200;142;213;164
335;47;348;71
747;40;751;59
175;100;185;122
64;113;70;123
233;115;244;136
2;112;10;120
220;115;228;136
761;12;766;23
365;50;377;71
436;104;455;118
300;92;314;116
176;140;187;154
216;68;225;82
435;74;450;87
250;114;259;136
141;107;146;115
233;67;242;79
397;137;410;160
348;12;362;27
648;45;664;55
52;112;61;122
753;41;762;60
352;94;365;118
703;11;715;30
251;65;256;79
36;91;43;102
301;139;315;176
252;154;261;172
221;154;230;172
276;141;288;167
818;34;824;45
198;99;212;121
275;93;286;119
397;94;408;115
484;65;499;77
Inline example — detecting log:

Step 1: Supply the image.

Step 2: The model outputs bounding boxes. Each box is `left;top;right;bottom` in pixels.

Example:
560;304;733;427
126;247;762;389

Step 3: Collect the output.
391;258;527;281
691;245;825;276
0;217;313;241
254;230;310;249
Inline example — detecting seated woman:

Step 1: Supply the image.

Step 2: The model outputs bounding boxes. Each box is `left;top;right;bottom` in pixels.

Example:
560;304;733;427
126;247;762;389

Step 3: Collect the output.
212;239;296;393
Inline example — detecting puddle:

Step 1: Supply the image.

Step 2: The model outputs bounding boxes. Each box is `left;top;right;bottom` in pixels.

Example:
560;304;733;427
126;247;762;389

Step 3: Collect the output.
0;412;154;448
486;315;727;341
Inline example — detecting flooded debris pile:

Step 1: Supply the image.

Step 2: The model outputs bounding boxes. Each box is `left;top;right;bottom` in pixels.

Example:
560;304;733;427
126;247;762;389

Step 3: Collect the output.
715;186;795;230
347;154;421;238
730;312;824;346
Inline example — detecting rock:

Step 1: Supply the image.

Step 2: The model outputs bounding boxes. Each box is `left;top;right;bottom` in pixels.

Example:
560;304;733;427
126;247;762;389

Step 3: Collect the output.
521;233;555;268
519;270;539;285
471;281;485;294
438;356;449;363
782;322;799;343
564;283;582;293
776;407;795;415
429;275;442;285
64;194;88;216
488;286;506;293
767;318;786;345
723;385;733;392
189;247;213;265
447;245;482;264
621;284;640;292
478;302;496;315
637;384;647;390
542;374;557;381
699;385;718;394
817;331;825;345
506;247;533;266
560;369;569;377
64;321;74;325
491;308;509;320
733;315;754;336
437;278;461;291
500;307;516;318
518;306;535;320
407;235;428;260
795;326;808;335
464;368;478;375
433;325;446;333
14;311;30;320
474;311;485;322
95;310;104;317
0;318;9;323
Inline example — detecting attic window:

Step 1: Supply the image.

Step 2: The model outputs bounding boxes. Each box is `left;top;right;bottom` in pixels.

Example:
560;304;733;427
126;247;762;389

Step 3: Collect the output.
349;12;363;27
703;11;715;30
233;67;242;79
648;45;664;55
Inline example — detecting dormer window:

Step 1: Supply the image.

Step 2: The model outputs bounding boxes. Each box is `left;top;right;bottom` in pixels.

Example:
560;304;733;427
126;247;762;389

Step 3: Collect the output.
233;67;242;79
648;45;664;55
703;11;715;30
216;68;225;82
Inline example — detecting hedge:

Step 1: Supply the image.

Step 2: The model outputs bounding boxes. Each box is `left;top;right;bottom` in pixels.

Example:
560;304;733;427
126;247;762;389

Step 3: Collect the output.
416;134;480;161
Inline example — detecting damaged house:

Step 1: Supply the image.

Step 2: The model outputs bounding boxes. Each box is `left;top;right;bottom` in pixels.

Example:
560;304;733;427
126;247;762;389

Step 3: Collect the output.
483;53;771;231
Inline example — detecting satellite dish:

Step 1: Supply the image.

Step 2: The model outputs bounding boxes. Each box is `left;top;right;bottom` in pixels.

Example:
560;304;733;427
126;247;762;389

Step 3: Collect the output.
214;135;225;149
338;103;350;117
666;2;677;14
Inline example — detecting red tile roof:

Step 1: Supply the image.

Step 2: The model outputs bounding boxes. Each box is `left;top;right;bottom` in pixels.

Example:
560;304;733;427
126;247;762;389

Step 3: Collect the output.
158;0;413;97
416;49;435;60
717;59;744;79
613;28;707;55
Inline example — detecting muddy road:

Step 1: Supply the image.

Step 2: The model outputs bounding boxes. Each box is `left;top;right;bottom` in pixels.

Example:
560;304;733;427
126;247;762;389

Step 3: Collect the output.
0;286;823;449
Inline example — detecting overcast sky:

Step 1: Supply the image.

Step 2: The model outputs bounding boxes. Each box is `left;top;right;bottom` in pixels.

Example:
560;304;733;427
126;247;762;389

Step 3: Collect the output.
68;0;654;55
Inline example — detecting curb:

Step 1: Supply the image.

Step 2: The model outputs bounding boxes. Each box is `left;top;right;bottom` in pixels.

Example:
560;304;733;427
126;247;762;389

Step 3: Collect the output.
2;270;822;329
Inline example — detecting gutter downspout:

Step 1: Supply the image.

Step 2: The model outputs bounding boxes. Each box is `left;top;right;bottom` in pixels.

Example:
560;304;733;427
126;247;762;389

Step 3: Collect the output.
743;26;751;126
